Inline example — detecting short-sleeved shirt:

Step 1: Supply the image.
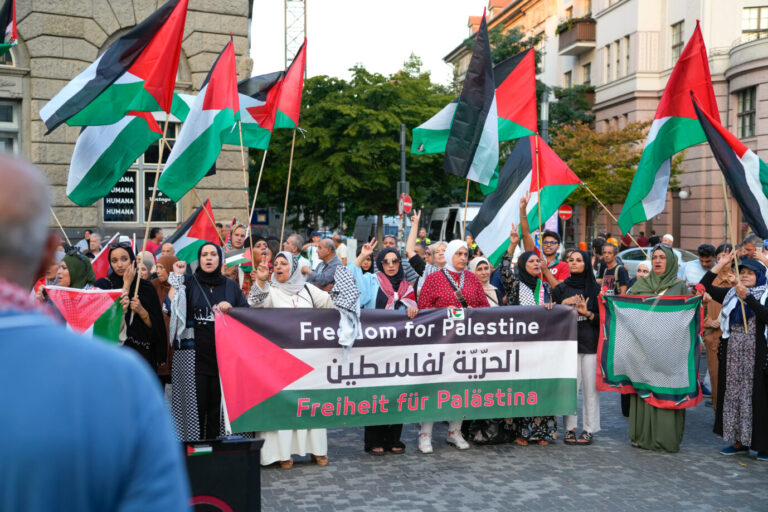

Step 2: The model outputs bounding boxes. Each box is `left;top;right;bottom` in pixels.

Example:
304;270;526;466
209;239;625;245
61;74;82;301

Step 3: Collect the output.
600;264;629;295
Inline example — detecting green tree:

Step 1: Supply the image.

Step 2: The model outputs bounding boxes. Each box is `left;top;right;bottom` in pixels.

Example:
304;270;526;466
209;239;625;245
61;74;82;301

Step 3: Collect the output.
550;121;684;237
251;56;468;236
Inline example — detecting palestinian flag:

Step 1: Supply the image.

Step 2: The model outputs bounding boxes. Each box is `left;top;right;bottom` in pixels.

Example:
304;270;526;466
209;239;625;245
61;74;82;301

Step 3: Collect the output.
225;248;254;268
443;11;498;186
40;0;187;133
45;286;124;343
91;233;120;279
0;0;16;57
273;39;306;130
617;22;719;234
692;94;768;238
222;72;282;149
161;199;220;262
67;94;194;206
469;136;580;265
412;48;537;155
597;295;703;409
158;41;239;202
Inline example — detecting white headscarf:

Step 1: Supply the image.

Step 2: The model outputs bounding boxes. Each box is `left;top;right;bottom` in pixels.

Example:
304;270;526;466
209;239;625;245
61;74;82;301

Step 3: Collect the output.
444;240;468;273
271;251;307;295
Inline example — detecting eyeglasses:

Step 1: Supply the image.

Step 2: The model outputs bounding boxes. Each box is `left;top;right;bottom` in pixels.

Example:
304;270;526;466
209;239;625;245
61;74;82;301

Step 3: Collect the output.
382;258;400;265
542;241;559;246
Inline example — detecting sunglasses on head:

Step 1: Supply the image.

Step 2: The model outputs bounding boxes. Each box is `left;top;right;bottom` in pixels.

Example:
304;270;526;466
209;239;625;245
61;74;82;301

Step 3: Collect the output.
109;241;132;250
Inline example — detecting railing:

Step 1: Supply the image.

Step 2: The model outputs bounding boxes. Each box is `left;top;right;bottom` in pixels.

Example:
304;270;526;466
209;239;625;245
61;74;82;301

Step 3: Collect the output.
558;18;597;53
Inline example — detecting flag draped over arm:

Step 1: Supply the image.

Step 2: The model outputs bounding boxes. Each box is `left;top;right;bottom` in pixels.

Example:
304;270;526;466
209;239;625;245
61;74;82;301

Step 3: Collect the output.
40;0;188;133
157;41;239;202
617;22;719;234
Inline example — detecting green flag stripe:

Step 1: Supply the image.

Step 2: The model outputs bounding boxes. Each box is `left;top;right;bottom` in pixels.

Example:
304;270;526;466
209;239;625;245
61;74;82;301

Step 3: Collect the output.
93;301;123;343
618;116;705;233
66;81;161;127
498;118;536;141
158;108;236;202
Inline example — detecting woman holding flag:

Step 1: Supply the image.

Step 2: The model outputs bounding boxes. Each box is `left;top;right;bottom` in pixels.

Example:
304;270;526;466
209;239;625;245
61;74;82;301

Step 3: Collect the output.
500;241;558;445
701;252;768;461
94;242;167;376
627;245;690;452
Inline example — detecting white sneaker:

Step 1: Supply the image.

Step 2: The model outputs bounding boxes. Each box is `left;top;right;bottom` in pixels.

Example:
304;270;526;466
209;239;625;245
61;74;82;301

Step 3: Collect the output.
418;433;433;454
446;430;470;450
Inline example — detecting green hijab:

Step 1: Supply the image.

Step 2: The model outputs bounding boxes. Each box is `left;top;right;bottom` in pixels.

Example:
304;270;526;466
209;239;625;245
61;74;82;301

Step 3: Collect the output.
62;253;96;289
628;245;689;295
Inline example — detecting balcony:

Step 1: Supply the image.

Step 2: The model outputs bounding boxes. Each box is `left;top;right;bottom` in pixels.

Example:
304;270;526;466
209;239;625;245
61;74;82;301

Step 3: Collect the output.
558;17;597;56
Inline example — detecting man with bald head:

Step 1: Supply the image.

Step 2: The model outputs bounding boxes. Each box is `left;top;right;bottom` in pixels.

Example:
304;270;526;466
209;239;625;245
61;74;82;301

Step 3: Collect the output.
160;242;176;257
0;154;189;511
304;238;342;290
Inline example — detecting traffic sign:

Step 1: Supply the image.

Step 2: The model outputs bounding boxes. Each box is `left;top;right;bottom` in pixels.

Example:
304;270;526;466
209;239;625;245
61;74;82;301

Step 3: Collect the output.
400;193;412;214
558;204;573;220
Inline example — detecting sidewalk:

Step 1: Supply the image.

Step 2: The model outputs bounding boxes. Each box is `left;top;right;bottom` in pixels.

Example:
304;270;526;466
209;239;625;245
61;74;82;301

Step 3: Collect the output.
261;390;766;511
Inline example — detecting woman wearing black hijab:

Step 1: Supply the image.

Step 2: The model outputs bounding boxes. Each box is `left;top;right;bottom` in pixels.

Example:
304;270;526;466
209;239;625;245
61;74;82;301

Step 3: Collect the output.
94;241;167;374
168;242;249;441
552;250;601;445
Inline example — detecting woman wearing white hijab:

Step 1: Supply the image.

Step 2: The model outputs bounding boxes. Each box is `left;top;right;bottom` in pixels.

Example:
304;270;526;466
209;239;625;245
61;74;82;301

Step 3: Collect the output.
469;256;503;307
416;239;490;453
248;251;335;468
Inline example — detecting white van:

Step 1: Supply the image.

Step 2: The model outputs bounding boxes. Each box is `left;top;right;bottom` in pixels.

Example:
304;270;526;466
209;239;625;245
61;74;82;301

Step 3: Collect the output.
426;203;481;242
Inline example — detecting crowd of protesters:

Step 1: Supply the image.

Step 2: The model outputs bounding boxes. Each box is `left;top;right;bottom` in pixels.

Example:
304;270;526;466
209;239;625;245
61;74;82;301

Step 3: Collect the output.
3;156;766;498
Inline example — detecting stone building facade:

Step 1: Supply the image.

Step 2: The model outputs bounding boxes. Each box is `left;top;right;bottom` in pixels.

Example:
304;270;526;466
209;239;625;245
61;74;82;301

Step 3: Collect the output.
0;0;254;239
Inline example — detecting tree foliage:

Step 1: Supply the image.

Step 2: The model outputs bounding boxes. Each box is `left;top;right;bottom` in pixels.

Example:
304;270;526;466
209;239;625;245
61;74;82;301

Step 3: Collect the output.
250;56;470;233
550;121;684;207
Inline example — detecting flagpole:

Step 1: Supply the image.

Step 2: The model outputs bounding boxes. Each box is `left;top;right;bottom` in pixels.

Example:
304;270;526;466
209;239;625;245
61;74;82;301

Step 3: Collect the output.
279;130;297;248
247;149;268;235
192;189;225;245
720;176;749;333
49;207;71;246
130;114;171;324
582;183;650;260
462;179;470;240
535;135;542;237
237;120;257;269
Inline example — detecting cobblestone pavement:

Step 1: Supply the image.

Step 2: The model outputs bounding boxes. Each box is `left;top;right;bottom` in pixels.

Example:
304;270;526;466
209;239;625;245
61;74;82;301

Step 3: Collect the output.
260;390;768;511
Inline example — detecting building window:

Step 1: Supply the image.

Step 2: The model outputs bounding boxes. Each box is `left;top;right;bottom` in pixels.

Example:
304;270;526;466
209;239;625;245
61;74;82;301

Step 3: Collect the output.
742;7;768;41
737;87;756;139
582;63;591;85
614;40;620;78
0;100;20;153
604;44;611;82
103;122;182;224
537;36;546;73
624;35;630;75
563;71;572;88
671;21;684;63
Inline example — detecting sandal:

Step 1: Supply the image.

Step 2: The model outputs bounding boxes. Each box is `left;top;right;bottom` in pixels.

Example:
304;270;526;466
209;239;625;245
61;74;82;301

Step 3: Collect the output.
311;454;329;466
389;442;405;454
537;440;550;446
369;447;386;456
514;437;528;446
577;431;593;445
564;430;577;445
279;458;293;469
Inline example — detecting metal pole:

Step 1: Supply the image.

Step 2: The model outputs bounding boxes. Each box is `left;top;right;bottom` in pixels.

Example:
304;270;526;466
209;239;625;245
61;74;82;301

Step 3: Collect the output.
400;124;406;182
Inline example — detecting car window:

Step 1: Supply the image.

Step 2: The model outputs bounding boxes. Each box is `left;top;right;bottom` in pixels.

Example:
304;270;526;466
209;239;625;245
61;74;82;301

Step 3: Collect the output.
679;250;698;263
622;249;646;261
428;221;442;242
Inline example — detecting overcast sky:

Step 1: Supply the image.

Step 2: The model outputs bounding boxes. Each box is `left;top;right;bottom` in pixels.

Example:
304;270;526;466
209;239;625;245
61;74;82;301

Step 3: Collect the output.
249;0;488;85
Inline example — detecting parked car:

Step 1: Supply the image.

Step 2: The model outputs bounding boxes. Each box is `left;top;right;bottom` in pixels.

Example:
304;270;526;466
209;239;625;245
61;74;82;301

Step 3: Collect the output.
618;246;698;278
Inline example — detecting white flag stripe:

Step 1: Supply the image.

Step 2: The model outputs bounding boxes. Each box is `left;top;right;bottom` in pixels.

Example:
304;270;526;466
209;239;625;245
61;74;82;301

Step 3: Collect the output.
40;54;103;123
